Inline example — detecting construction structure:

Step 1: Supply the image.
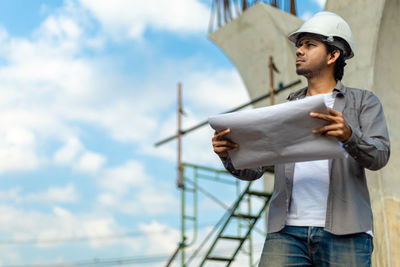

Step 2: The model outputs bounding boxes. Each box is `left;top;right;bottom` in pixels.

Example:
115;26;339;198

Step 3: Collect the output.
209;0;400;266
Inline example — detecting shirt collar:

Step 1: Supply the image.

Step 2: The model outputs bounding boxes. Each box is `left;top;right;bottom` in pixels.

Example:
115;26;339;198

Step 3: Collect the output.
332;80;346;97
287;80;346;101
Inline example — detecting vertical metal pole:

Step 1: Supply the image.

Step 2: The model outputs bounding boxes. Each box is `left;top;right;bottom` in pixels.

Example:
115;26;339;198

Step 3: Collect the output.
177;83;183;188
236;180;241;243
181;184;185;267
193;167;199;245
177;83;185;267
269;56;275;106
247;195;253;266
216;0;222;27
224;0;229;23
242;0;247;11
290;0;296;15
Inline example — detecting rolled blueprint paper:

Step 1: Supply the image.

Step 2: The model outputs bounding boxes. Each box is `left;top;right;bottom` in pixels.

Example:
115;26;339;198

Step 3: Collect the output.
209;94;344;169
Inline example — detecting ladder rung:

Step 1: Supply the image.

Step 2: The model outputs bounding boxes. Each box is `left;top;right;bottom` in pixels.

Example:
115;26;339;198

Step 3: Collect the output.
232;213;258;220
246;190;271;198
206;256;233;262
183;216;195;220
220;235;245;241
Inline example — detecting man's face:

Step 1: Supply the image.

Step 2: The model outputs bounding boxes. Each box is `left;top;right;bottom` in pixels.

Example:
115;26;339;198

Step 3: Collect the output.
295;37;329;78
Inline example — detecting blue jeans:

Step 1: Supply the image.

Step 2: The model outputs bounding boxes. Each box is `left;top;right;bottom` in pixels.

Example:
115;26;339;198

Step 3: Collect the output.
258;226;373;267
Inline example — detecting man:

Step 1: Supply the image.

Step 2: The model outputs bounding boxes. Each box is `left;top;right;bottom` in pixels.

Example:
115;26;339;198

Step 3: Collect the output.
212;12;390;267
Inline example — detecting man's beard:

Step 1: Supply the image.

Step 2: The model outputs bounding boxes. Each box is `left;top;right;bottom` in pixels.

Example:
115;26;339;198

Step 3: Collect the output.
296;68;312;77
296;59;325;78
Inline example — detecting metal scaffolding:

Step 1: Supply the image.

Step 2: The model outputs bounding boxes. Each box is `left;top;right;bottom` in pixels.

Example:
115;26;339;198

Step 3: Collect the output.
208;0;297;32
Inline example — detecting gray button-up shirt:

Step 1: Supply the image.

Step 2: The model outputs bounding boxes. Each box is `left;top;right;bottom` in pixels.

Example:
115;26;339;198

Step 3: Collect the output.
221;81;390;235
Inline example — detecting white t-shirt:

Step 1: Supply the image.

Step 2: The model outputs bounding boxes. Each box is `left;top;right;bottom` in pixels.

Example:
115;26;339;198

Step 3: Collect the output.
286;93;334;227
285;93;373;235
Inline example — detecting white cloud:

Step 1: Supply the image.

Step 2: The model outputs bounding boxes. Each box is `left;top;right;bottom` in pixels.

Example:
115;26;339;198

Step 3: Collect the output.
135;187;177;215
54;138;106;174
138;221;179;253
26;184;79;203
92;102;159;143
0;25;8;41
184;69;249;115
99;160;148;195
0;125;40;173
54;137;84;164
40;15;82;41
80;216;118;248
0;205;126;250
0;204;179;259
76;151;106;173
0;16;107;173
78;0;209;39
96;160;178;216
313;0;326;9
0;184;79;204
97;193;116;206
0;188;22;203
0;8;176;173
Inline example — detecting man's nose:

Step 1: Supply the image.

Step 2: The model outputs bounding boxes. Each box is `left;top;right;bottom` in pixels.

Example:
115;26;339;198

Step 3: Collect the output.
296;46;304;57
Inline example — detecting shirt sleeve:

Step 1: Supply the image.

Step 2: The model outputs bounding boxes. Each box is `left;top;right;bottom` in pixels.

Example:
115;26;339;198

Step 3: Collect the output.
220;156;267;180
342;91;390;170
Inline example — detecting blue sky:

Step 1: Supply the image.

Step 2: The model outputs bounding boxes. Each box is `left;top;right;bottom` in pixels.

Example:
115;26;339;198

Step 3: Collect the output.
0;0;324;265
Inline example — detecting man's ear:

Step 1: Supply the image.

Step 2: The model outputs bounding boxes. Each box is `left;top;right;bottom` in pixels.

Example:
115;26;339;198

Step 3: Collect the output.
327;49;340;65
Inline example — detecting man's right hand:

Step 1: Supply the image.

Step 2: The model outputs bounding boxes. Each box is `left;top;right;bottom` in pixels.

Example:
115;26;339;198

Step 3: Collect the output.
212;128;239;158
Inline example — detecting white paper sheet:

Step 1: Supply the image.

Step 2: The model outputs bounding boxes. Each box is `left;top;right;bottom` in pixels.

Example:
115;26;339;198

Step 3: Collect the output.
208;94;344;169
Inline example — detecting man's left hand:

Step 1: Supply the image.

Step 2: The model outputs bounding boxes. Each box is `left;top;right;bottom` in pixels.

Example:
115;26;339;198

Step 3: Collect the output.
310;108;352;142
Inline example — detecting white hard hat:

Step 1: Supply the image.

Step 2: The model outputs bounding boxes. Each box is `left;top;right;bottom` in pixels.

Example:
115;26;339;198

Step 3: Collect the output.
288;11;355;59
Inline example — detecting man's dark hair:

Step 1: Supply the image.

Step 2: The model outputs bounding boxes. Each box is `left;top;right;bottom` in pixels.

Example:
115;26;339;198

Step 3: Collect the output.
326;44;346;81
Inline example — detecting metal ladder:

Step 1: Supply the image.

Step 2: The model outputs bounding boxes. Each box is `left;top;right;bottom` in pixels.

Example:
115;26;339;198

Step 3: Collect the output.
199;181;272;266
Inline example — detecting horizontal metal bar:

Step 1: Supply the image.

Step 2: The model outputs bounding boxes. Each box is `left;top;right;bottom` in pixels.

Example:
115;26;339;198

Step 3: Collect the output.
182;162;228;173
232;213;258;220
196;174;237;185
206;256;233;262
219;235;245;241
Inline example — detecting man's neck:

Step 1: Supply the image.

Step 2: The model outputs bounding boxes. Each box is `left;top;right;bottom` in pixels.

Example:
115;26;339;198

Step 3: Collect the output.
306;76;337;96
